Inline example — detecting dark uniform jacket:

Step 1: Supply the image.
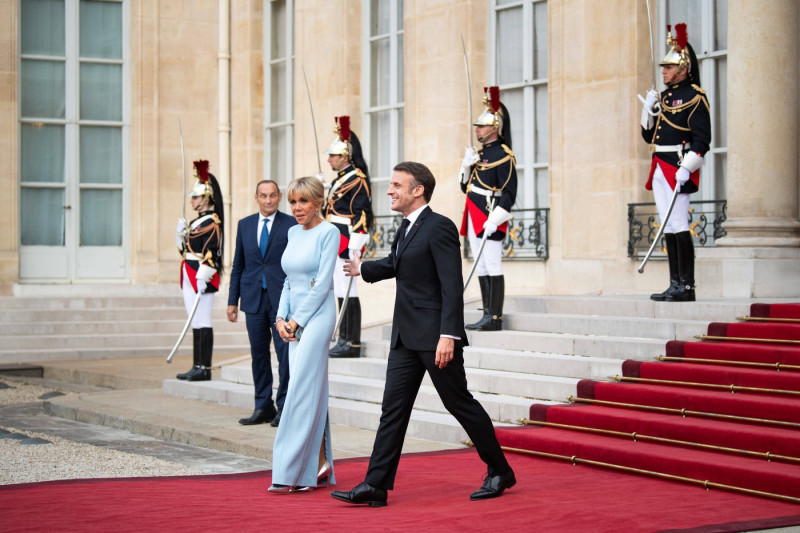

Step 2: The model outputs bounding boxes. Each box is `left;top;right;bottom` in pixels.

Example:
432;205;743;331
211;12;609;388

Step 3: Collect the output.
324;164;373;258
641;78;711;194
180;210;222;293
460;140;518;241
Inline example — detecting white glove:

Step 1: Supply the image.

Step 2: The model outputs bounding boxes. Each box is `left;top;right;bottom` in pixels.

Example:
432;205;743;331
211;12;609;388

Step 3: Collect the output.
644;89;659;111
483;221;498;238
175;218;188;250
461;146;479;168
314;172;325;182
196;263;215;283
675;167;690;192
348;232;369;251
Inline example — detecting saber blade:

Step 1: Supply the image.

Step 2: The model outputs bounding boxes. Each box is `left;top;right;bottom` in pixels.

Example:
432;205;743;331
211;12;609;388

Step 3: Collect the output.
178;117;187;221
302;67;323;174
461;34;474;149
637;185;679;273
166;289;202;364
464;233;489;291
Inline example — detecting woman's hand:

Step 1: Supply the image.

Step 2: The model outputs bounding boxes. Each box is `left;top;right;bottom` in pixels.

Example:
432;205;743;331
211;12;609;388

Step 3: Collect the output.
277;318;299;342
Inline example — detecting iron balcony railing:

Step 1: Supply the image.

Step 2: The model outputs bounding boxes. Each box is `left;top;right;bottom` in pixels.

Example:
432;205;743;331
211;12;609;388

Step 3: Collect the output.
364;208;550;261
628;199;727;259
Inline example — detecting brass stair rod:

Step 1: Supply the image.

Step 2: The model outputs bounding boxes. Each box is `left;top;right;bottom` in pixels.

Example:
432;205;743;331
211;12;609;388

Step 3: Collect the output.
655;355;800;373
567;395;800;429
610;374;800;397
519;419;800;464
695;334;800;345
493;444;800;505
737;315;800;324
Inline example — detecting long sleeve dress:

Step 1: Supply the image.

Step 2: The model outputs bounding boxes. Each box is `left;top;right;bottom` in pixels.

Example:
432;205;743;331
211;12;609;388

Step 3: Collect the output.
271;221;340;488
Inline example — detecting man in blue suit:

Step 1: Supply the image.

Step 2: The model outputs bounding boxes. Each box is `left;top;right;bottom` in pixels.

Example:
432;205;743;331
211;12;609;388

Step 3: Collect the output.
227;180;296;426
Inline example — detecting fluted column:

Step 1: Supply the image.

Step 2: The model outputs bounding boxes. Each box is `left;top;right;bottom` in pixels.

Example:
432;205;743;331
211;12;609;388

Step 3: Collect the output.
717;0;800;247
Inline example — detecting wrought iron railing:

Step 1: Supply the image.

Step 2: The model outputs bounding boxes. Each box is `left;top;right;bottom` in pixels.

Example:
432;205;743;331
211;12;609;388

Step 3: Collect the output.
363;208;550;261
627;199;727;259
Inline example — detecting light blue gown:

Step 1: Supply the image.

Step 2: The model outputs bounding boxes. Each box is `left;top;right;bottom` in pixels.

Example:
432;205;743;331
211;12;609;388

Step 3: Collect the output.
271;220;339;487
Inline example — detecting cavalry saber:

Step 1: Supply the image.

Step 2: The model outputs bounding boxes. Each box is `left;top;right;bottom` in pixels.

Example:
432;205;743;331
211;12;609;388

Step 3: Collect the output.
464;233;489;291
639;0;662;115
178;117;187;221
332;263;355;341
302;67;323;174
166;289;203;364
637;185;679;273
460;34;474;149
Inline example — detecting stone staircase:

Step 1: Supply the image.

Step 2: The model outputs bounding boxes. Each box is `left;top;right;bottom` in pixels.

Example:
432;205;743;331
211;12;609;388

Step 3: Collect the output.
164;295;757;446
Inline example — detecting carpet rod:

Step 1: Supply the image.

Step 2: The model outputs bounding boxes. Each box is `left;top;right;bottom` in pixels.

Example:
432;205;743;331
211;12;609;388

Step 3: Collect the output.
656;355;800;373
695;334;800;345
465;441;800;505
518;419;800;465
737;316;800;324
609;375;800;397
567;396;800;429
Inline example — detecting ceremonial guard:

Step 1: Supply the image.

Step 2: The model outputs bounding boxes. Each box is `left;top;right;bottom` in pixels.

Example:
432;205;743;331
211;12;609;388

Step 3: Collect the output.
460;87;517;331
175;160;225;380
324;116;373;358
641;24;711;302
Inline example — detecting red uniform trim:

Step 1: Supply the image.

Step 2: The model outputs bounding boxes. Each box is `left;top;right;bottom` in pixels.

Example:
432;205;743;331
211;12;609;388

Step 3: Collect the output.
179;261;220;293
646;156;700;191
459;197;509;236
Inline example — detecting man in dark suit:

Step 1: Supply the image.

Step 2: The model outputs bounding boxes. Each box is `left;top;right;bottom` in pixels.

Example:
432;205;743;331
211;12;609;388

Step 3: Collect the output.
227;180;296;426
331;161;515;507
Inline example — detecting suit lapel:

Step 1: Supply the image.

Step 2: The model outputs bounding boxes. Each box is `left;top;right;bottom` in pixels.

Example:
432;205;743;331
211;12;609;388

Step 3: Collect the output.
395;206;430;260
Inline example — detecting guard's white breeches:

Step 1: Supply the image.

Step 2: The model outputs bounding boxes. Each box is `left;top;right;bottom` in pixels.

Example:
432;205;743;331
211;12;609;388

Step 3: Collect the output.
467;216;504;276
182;265;214;329
334;256;359;298
652;165;691;234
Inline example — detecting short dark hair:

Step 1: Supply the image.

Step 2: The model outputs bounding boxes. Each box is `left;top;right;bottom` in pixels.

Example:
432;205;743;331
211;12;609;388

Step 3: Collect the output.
393;161;435;203
255;179;280;194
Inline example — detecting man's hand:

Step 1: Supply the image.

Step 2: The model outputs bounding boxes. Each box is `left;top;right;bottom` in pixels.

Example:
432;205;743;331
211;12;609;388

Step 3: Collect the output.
226;305;238;323
344;256;361;277
676;167;690;192
483;221;498;238
644;89;659;110
435;337;454;369
461;146;479;168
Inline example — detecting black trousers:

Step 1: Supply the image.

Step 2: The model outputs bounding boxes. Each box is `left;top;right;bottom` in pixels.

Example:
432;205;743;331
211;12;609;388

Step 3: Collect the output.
365;337;510;490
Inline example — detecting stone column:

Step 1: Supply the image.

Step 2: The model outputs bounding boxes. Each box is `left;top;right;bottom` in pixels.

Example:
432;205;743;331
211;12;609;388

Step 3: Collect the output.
718;0;800;247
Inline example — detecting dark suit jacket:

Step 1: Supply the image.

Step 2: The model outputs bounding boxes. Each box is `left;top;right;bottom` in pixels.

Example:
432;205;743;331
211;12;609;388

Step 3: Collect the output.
361;206;467;352
228;210;296;314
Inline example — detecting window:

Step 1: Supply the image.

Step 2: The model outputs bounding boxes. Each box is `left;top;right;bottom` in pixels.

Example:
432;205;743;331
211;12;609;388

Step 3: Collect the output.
264;0;294;190
663;0;727;202
364;0;404;217
490;0;548;209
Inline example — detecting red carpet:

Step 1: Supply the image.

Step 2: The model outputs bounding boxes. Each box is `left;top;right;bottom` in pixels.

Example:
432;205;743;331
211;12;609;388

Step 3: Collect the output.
2;449;800;532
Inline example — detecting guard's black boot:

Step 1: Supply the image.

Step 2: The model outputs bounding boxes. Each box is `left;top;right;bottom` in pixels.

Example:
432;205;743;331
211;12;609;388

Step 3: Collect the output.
328;298;350;357
650;233;680;301
331;298;362;358
475;275;504;331
187;327;213;381
666;231;696;302
466;276;492;330
177;329;201;380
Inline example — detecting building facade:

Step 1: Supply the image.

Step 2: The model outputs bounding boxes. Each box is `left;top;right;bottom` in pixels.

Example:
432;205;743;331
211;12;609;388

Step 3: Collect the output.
1;0;798;321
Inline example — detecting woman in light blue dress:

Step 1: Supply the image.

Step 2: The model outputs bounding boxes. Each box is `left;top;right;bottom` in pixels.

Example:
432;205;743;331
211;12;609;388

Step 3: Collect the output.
269;176;340;493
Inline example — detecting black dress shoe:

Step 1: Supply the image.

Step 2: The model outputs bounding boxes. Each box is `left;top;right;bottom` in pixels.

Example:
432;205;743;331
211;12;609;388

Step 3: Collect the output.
330;482;387;507
270;409;282;427
238;406;277;426
470;470;516;501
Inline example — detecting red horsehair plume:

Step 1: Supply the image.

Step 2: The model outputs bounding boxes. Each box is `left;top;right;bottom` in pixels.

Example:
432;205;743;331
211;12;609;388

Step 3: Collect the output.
674;23;688;50
488;86;501;113
193;160;209;182
336;116;351;142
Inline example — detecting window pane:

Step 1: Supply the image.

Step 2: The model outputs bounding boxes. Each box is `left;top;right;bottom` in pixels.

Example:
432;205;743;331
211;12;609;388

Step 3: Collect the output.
714;0;727;50
270;61;288;122
534;85;548;160
533;1;548;79
501;88;523;162
372;178;390;216
21;59;66;118
371;0;390;35
666;2;701;49
370;111;391;178
80;0;122;59
270;0;287;59
535;168;549;208
396;0;403;30
497;7;523;84
21;187;65;245
397;107;404;161
22;0;65;56
397;32;404;103
80;189;121;246
80;126;121;184
269;126;289;183
714;152;726;199
21;124;65;183
370;37;390;106
714;57;727;148
80;62;122;120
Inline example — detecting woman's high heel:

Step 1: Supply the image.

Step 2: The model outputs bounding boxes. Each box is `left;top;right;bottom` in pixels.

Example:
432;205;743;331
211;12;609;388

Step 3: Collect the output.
317;461;332;485
268;484;291;494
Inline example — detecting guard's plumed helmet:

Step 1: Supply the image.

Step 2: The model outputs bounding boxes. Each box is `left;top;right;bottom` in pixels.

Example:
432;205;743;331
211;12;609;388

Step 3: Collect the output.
474;86;503;131
660;23;690;72
189;160;213;201
326;116;353;158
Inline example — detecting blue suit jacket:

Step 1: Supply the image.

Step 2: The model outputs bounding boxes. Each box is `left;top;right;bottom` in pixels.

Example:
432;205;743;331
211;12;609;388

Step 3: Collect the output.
228;210;296;314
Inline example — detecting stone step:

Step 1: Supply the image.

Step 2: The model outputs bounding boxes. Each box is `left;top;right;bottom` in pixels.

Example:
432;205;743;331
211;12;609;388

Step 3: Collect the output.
0;307;190;324
0;295;184;310
0;318;251;337
0;331;250;351
0;344;250;364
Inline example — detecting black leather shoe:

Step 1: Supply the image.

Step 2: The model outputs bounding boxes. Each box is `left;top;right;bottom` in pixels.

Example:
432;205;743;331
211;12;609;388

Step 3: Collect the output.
238;406;277;425
470;471;516;501
330;482;387;507
270;409;282;427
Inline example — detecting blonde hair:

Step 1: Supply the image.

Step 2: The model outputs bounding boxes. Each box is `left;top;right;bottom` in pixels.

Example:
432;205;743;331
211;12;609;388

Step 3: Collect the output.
286;176;325;210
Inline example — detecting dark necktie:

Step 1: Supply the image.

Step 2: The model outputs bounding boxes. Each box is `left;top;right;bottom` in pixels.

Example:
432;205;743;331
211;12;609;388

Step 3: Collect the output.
396;218;410;252
260;218;270;289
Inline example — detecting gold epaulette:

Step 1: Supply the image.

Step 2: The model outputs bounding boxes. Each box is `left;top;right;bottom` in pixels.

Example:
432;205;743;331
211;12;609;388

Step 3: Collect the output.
355;168;367;179
501;144;515;158
211;213;221;224
691;84;706;94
